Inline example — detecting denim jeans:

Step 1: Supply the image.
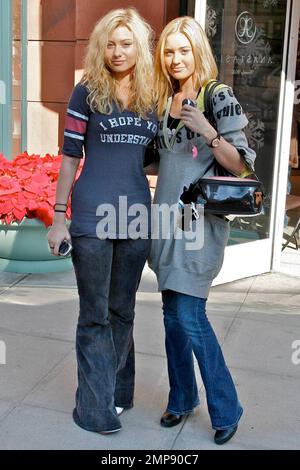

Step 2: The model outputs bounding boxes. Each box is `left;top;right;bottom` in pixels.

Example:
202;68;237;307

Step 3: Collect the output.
71;236;151;433
162;289;243;430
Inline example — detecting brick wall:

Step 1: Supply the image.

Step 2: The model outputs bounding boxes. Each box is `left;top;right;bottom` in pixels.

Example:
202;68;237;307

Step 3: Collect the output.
26;0;177;155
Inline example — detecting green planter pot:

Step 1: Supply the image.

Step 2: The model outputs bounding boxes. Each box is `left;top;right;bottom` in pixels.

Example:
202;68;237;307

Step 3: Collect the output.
0;218;73;273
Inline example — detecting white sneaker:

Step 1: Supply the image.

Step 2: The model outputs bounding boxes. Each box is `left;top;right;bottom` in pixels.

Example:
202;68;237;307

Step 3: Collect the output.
99;427;121;435
116;407;124;416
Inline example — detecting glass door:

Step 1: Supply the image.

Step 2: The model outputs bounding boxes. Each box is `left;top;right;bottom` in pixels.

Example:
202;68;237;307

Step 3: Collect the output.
198;0;292;284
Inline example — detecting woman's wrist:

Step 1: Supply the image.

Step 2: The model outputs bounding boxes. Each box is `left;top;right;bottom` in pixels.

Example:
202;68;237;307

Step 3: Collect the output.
202;125;219;145
53;213;67;225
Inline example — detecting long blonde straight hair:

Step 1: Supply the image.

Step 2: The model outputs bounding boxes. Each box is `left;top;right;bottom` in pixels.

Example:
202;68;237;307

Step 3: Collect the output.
81;8;154;118
154;17;218;118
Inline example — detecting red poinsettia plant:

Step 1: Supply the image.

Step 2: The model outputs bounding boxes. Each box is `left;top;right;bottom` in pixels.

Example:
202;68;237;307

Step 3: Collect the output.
0;152;83;228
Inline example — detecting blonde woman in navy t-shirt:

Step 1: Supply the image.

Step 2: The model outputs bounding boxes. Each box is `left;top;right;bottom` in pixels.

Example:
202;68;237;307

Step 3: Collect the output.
47;8;157;435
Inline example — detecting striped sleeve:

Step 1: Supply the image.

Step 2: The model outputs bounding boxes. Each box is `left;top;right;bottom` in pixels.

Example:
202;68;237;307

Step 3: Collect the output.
62;83;90;158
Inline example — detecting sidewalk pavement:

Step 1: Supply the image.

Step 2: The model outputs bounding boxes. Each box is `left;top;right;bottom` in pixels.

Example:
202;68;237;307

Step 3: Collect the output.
0;265;300;450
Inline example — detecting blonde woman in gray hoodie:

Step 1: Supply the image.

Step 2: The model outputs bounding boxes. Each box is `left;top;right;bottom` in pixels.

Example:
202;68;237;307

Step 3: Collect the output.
149;16;256;445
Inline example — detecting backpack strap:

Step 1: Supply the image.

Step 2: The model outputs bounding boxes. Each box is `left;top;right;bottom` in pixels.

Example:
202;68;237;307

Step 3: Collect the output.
196;79;229;130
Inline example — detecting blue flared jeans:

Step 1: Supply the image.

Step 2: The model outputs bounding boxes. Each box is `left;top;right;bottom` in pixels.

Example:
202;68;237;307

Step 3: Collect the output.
71;236;151;433
162;289;243;430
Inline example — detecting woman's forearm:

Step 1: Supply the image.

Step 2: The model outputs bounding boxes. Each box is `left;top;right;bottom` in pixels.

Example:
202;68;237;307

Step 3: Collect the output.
53;155;81;225
202;126;247;176
212;137;246;176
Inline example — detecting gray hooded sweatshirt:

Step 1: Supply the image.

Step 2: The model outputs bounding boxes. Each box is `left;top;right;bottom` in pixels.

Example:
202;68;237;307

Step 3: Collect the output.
148;86;256;298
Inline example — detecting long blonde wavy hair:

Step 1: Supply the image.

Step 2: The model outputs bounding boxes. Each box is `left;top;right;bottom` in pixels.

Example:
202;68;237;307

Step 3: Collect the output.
81;8;154;118
154;17;218;118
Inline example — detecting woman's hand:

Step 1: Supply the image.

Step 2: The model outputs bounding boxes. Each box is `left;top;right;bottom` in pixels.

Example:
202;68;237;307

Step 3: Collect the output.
180;104;215;139
47;223;72;257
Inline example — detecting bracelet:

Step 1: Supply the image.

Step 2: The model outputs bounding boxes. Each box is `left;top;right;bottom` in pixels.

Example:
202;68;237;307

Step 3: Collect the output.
54;209;67;213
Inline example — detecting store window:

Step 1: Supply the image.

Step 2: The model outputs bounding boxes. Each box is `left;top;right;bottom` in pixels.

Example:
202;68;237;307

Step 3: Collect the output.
289;26;300;191
205;0;287;245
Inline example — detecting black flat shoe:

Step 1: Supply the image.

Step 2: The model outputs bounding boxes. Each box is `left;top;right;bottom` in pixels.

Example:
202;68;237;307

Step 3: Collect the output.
160;411;183;428
214;425;238;445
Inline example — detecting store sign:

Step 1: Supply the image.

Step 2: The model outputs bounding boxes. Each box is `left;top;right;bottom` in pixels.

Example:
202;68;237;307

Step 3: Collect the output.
235;11;257;44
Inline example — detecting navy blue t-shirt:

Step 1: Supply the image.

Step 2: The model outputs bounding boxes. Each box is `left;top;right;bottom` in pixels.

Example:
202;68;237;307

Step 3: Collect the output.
62;83;158;239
